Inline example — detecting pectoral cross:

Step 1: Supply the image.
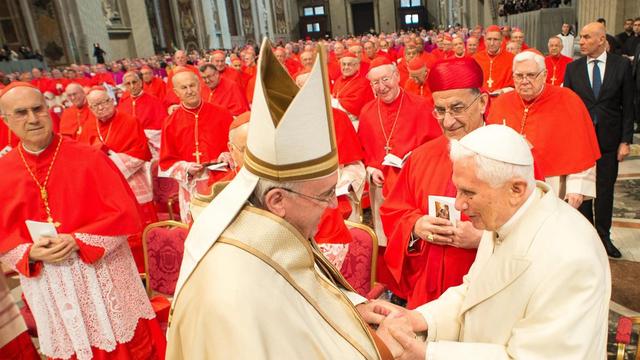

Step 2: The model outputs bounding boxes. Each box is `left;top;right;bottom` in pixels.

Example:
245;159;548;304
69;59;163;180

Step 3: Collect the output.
193;150;202;164
486;78;494;88
384;145;392;154
550;67;557;85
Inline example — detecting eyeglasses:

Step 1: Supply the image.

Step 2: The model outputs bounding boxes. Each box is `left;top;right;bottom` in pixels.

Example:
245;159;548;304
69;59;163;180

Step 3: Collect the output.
89;98;114;109
370;76;394;87
276;187;337;205
3;105;49;121
513;71;544;82
432;94;481;119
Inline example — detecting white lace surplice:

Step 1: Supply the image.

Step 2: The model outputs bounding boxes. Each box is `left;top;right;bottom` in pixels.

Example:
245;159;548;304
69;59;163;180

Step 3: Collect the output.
0;234;155;360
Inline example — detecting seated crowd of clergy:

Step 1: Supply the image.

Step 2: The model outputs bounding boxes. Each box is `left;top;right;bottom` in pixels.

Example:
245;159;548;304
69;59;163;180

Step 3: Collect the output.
0;18;636;359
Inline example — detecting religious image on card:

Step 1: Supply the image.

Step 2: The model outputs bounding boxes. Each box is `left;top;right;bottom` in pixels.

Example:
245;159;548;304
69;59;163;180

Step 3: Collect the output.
428;195;461;226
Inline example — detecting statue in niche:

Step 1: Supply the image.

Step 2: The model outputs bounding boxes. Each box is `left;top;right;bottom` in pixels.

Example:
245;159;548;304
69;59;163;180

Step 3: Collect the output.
101;0;122;27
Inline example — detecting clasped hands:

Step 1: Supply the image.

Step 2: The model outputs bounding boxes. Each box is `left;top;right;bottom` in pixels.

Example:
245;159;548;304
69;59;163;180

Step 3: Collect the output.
357;300;427;359
413;215;482;249
29;234;78;264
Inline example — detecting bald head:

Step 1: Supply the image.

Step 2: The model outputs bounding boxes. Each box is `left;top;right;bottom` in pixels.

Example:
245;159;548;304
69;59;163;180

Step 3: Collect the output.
0;85;53;151
65;83;87;108
174;50;187;66
579;22;606;58
172;70;201;108
300;51;314;69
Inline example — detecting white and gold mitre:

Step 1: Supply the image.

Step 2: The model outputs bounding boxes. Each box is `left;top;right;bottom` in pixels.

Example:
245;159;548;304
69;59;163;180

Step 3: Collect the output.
244;38;338;181
172;39;337;300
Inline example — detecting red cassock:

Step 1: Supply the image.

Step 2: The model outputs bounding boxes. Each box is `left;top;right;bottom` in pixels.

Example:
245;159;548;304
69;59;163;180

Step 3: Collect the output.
0;135;165;359
220;67;246;92
544;54;573;86
143;77;167;99
31;78;52;93
78;111;154;270
472;50;515;92
487;85;601;178
91;73;116;86
380;135;477;308
0;331;39;359
59;104;94;140
397;59;410;88
284;58;302;78
202;77;250;116
315;108;365;245
0;117;20;149
403;78;433;105
118;92;167;130
245;74;257;104
328;59;342;82
420;52;438;68
357;91;442;197
331;73;374;118
159;101;233;183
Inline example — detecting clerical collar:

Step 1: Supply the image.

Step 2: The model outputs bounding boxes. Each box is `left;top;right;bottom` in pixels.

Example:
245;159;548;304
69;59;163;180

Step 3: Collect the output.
494;186;538;243
182;101;202;111
22;135;54;155
382;89;402;105
522;84;546;104
132;91;144;99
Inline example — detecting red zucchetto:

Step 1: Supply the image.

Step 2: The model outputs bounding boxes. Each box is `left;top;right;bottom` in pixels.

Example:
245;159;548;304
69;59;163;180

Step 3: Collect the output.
428;57;483;92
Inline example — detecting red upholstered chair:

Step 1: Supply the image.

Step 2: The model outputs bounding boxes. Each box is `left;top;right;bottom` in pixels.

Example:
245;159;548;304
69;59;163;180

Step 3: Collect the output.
152;166;180;221
142;220;189;328
616;316;640;360
340;221;386;299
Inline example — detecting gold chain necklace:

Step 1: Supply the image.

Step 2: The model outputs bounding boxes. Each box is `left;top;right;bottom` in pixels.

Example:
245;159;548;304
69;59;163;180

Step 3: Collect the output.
518;89;543;135
376;90;405;154
18;136;63;226
181;103;203;163
95;117;113;145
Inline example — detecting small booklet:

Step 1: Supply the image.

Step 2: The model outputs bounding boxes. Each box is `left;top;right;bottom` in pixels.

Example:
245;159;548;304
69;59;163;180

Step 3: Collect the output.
382;151;412;169
25;220;58;243
205;162;229;172
428;196;461;227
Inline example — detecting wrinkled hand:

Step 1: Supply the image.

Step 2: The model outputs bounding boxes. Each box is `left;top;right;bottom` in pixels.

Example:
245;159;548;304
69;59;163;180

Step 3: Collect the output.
356;300;427;332
564;193;584;208
388;323;427;360
217;152;232;165
377;312;414;358
187;163;204;176
413;215;454;245
167;104;180;115
367;167;385;186
450;220;483;249
30;235;78;264
617;143;630;162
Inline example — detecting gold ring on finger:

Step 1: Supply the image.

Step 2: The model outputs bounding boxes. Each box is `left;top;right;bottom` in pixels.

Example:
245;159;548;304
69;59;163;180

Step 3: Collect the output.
427;234;435;242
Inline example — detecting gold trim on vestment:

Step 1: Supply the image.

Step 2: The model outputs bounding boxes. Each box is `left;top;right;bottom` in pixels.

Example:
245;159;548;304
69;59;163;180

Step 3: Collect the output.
244;147;339;181
218;206;381;360
258;40;301;127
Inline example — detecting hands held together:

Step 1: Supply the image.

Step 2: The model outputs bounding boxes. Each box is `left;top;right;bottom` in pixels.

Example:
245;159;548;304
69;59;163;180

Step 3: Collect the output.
29;234;78;264
356;300;427;359
413;215;482;249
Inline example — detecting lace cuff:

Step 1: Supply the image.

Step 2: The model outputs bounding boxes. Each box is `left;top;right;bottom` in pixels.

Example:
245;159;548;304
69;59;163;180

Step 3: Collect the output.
0;243;42;277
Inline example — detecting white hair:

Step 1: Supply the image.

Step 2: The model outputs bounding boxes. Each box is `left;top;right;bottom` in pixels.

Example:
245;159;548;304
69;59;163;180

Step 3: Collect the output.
512;51;545;72
249;177;300;209
449;140;536;189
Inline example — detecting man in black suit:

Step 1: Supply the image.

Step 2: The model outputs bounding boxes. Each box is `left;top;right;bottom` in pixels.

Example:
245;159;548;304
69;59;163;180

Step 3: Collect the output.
634;41;640;133
564;22;635;258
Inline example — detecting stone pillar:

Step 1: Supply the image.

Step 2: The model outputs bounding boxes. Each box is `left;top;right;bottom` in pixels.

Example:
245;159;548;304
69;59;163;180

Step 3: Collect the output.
577;0;619;32
377;0;396;34
64;0;111;64
328;0;347;37
121;0;154;58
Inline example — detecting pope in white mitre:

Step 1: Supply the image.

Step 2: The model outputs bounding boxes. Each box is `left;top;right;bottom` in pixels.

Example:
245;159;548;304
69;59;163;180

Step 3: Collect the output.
166;40;398;359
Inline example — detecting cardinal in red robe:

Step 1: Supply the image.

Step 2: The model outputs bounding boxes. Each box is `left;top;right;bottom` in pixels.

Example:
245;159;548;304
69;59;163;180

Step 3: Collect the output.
357;57;442;292
0;82;165;360
201;64;249;116
545;37;573;86
59;83;94;139
472;25;515;93
331;51;374;127
403;57;433;105
141;66;167;99
119;71;167;159
380;57;488;308
159;70;233;223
